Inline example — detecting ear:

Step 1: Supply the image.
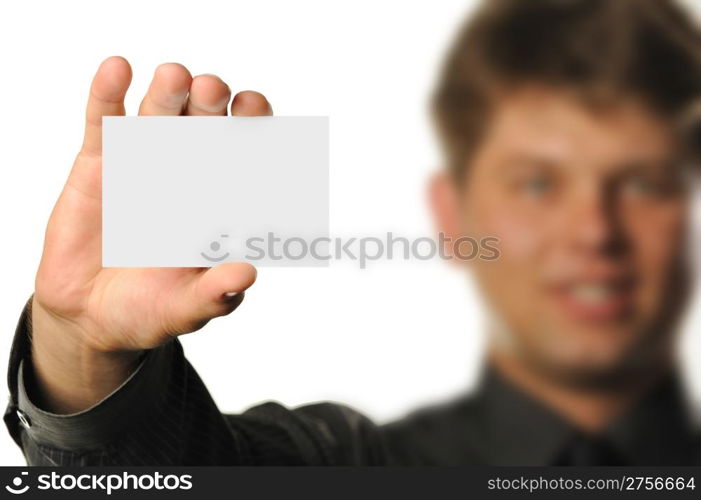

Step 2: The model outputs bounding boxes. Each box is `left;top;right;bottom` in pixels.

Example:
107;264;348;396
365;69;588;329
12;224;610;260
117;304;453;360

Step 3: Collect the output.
428;170;464;262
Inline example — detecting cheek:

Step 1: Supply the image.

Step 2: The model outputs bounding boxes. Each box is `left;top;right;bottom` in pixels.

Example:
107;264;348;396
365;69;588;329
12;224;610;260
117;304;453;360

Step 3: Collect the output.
624;204;686;276
465;199;555;314
623;203;687;307
468;198;553;261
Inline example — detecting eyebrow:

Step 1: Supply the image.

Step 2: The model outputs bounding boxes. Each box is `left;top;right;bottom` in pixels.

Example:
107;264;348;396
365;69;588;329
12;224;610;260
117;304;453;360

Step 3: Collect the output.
496;155;564;173
496;152;685;176
613;159;686;175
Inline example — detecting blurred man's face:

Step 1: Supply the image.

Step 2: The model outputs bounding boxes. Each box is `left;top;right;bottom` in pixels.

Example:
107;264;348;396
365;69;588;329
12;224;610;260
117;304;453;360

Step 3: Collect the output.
447;86;691;385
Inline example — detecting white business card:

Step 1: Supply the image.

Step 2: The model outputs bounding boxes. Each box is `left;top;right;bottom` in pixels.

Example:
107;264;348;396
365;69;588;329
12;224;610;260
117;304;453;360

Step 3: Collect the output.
102;116;329;267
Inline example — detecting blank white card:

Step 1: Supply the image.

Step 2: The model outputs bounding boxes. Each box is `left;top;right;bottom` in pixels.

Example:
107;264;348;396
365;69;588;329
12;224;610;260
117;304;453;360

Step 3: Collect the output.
103;116;329;267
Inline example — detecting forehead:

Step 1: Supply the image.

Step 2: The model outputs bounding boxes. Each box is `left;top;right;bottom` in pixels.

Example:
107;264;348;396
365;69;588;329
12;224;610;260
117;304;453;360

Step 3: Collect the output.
478;86;676;168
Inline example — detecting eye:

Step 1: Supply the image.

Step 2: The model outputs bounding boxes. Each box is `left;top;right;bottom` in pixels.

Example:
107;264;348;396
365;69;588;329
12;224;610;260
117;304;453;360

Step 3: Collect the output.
520;175;554;198
620;174;678;198
623;176;657;196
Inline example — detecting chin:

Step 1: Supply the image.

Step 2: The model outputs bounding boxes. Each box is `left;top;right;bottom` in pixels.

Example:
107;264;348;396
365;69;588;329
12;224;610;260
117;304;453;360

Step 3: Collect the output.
530;327;655;389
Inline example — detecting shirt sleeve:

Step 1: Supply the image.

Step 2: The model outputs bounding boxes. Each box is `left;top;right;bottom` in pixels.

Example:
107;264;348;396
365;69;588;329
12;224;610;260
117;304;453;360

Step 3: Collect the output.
4;296;389;466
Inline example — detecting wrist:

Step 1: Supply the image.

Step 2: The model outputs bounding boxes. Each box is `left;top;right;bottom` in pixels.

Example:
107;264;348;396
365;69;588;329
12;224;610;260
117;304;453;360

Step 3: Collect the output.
29;296;142;413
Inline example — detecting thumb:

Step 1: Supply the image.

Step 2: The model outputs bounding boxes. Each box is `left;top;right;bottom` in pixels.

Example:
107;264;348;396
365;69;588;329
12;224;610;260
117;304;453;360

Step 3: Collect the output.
176;263;258;330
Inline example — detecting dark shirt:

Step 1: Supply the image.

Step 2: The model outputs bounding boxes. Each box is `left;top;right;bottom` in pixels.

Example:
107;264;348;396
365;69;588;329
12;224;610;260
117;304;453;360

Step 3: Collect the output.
4;298;701;465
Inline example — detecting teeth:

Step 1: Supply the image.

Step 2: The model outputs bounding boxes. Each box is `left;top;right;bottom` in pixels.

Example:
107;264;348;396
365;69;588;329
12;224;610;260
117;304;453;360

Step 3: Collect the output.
569;284;614;303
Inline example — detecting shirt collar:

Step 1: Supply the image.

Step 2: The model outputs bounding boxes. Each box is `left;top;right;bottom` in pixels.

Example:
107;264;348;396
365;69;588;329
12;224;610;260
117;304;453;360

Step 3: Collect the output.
471;364;697;465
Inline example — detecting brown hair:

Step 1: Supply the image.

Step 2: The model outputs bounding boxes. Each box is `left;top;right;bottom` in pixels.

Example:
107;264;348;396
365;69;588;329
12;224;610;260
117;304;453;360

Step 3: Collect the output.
432;0;701;180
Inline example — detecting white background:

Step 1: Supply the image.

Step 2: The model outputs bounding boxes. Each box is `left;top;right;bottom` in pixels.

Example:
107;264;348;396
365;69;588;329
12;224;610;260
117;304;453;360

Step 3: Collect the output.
0;0;699;465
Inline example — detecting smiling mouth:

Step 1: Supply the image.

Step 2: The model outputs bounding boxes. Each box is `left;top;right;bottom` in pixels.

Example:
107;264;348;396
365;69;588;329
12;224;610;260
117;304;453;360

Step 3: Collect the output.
200;252;230;262
551;278;636;322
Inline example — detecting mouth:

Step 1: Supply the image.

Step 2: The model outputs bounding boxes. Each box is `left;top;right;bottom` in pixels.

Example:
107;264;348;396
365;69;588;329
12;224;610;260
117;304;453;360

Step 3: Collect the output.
550;277;636;323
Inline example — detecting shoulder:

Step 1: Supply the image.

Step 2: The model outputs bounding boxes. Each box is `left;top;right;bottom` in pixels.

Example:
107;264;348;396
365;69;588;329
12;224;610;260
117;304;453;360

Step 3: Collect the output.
383;391;484;435
379;392;486;464
238;400;382;465
689;400;701;464
242;400;373;434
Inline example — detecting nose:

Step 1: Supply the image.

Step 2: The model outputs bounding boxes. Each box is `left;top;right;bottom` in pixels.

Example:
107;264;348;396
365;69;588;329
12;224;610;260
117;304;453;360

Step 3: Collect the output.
565;183;624;256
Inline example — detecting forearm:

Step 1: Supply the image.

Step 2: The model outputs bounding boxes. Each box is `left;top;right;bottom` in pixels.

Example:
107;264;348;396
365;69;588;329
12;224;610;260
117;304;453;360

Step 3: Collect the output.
7;300;234;465
7;298;359;466
17;336;243;465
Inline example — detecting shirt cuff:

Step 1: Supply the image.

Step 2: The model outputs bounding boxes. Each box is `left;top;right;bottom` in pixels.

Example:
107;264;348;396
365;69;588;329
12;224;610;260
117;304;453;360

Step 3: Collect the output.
7;297;176;451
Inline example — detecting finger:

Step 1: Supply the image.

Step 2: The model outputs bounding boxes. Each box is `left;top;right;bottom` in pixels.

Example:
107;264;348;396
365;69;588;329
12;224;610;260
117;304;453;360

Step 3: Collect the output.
80;56;132;157
185;74;231;116
187;263;258;321
230;91;273;116
138;63;192;116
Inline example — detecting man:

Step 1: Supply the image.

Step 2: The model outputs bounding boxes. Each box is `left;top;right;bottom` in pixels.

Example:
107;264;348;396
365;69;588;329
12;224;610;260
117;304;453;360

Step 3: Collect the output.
5;0;701;465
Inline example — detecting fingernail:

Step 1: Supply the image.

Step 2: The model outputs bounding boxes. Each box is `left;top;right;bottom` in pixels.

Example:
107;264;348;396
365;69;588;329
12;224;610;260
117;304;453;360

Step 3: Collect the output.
224;292;238;298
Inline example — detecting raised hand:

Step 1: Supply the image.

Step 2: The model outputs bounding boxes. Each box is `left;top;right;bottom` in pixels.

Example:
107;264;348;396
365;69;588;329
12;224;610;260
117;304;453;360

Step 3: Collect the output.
30;57;272;413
